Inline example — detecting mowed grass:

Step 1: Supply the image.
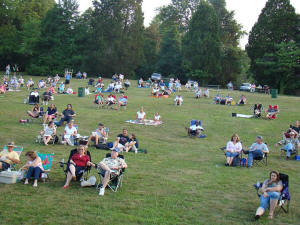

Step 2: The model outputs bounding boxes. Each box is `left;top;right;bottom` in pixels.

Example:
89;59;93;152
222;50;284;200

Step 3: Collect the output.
0;76;299;225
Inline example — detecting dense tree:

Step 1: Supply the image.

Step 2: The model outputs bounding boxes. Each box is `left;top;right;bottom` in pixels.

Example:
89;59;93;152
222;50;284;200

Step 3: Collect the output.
183;0;221;84
86;0;144;77
156;24;182;77
246;0;299;93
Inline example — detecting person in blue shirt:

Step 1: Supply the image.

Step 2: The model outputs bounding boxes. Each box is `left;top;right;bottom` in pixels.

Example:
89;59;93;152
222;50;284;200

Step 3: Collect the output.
247;136;269;167
65;73;71;85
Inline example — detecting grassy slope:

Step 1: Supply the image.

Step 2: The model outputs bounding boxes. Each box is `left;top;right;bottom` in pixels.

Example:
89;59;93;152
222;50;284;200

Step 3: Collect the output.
0;76;299;225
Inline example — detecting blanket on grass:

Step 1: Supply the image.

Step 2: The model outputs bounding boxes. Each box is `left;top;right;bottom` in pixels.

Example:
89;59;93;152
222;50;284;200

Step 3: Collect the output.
125;119;162;126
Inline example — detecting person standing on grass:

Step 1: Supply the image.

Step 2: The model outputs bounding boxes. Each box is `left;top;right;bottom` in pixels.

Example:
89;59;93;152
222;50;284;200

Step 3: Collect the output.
22;151;44;187
254;171;283;220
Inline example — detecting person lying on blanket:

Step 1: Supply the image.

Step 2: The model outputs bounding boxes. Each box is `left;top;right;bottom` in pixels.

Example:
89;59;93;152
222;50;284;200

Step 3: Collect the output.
96;148;127;196
136;107;146;123
0;142;20;171
110;128;130;152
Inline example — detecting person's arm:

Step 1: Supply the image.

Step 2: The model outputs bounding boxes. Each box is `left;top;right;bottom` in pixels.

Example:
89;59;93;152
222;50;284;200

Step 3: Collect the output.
263;144;269;153
6;155;20;164
32;157;41;167
226;142;232;152
143;113;146;120
21;161;31;170
266;182;283;192
52;128;56;135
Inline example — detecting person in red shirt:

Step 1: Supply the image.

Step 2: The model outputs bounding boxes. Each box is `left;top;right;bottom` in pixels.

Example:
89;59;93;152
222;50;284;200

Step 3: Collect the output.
63;145;92;189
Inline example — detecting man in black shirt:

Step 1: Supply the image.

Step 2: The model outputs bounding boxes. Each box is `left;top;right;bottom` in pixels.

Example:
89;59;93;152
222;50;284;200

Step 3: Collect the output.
54;104;76;126
110;128;130;152
290;121;300;133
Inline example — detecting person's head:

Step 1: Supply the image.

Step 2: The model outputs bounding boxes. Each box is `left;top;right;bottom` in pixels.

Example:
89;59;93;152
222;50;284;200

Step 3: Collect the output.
50;103;55;109
256;135;263;144
34;103;39;108
67;104;72;110
295;121;299;127
122;128;128;136
140;107;143;113
25;151;37;161
7;142;14;152
131;133;136;139
196;121;199;126
231;134;240;142
111;148;120;158
68;121;73;128
155;112;159;116
77;145;86;155
269;171;280;183
48;121;54;127
98;123;104;129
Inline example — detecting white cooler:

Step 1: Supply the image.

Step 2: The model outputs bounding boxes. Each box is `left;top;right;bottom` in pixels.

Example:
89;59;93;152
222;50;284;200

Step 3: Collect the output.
0;171;20;184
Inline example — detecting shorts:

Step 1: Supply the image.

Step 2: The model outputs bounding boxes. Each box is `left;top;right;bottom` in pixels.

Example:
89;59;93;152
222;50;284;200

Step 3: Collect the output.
1;161;10;170
190;130;197;135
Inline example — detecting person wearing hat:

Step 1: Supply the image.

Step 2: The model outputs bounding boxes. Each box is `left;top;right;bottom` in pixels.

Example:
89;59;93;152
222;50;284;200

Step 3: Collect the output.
0;142;20;171
87;123;107;145
96;148;127;196
247;136;269;168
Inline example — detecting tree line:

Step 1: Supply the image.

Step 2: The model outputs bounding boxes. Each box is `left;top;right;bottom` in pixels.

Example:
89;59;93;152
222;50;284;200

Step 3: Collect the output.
0;0;299;94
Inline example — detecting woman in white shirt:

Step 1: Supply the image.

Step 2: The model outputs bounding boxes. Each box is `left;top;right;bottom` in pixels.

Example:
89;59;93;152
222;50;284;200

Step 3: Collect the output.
62;121;77;146
136;107;146;123
153;112;161;122
22;151;44;187
225;134;242;166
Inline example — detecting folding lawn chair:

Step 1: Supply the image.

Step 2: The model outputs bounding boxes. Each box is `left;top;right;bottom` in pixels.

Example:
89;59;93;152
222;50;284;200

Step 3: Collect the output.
59;149;92;182
119;96;128;110
188;120;205;138
3;145;23;171
253;173;290;214
220;146;243;167
243;144;268;167
96;153;125;192
37;152;54;182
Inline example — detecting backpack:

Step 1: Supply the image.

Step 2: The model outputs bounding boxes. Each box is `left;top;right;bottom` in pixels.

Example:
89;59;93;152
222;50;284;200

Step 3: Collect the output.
95;143;109;150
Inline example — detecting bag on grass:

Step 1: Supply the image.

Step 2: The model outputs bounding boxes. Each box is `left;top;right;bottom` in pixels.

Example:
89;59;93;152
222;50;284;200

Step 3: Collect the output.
95;143;109;150
232;157;241;167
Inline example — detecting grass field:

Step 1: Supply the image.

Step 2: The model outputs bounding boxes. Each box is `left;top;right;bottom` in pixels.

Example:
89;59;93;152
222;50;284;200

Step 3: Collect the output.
0;76;299;225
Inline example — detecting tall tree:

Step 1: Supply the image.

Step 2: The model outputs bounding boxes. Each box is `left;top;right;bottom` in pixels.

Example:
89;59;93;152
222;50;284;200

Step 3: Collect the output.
86;0;144;77
183;0;221;84
246;0;298;93
156;24;182;77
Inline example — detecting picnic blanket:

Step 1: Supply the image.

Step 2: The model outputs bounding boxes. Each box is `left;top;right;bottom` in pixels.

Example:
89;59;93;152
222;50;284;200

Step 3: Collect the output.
125;119;162;126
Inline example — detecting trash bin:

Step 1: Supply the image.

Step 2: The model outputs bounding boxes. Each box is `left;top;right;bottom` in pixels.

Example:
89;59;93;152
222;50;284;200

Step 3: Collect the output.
271;89;278;98
78;87;85;97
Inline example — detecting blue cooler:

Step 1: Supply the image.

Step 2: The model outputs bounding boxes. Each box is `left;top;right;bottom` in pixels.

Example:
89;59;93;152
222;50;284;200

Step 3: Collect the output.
296;155;300;161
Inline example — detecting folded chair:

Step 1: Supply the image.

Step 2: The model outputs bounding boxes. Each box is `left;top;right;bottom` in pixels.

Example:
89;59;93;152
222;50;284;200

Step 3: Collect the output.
60;149;92;182
253;173;290;214
96;153;125;192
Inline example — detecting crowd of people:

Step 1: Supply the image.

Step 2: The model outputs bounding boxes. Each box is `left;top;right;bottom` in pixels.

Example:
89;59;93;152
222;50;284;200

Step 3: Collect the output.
0;70;298;216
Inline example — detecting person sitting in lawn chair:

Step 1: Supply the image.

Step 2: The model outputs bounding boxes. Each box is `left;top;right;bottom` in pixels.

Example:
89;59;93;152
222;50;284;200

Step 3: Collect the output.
266;105;279;120
195;89;202;99
246;136;269;168
43;103;57;124
27;103;41;118
276;130;299;160
186;120;204;137
110;128;131;152
22;151;44;187
63;145;93;189
87;123;108;146
106;94;116;107
237;95;247;105
39;121;57;145
202;88;209;98
96;148;127;196
225;134;243;166
94;93;104;108
61;121;78;146
116;94;128;110
174;95;183;106
54;104;76;127
290;120;300;134
0;142;20;171
254;171;283;220
253;104;263;118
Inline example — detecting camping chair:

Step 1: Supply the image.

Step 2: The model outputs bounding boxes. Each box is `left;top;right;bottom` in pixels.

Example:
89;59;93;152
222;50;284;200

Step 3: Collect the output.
96;153;125;192
220;146;243;167
59;149;92;182
243;148;268;167
119;96;128;110
266;105;279;119
2;145;23;171
252;104;263;118
36;124;59;145
188;120;205;137
37;152;54;182
253;173;290;214
61;124;80;146
280;136;299;159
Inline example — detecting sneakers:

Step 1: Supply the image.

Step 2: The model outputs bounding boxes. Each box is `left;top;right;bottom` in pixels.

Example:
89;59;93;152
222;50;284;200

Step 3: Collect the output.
99;187;105;196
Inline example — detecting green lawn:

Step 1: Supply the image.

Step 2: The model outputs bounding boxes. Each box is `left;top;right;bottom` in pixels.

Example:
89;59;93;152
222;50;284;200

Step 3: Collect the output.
0;76;299;225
